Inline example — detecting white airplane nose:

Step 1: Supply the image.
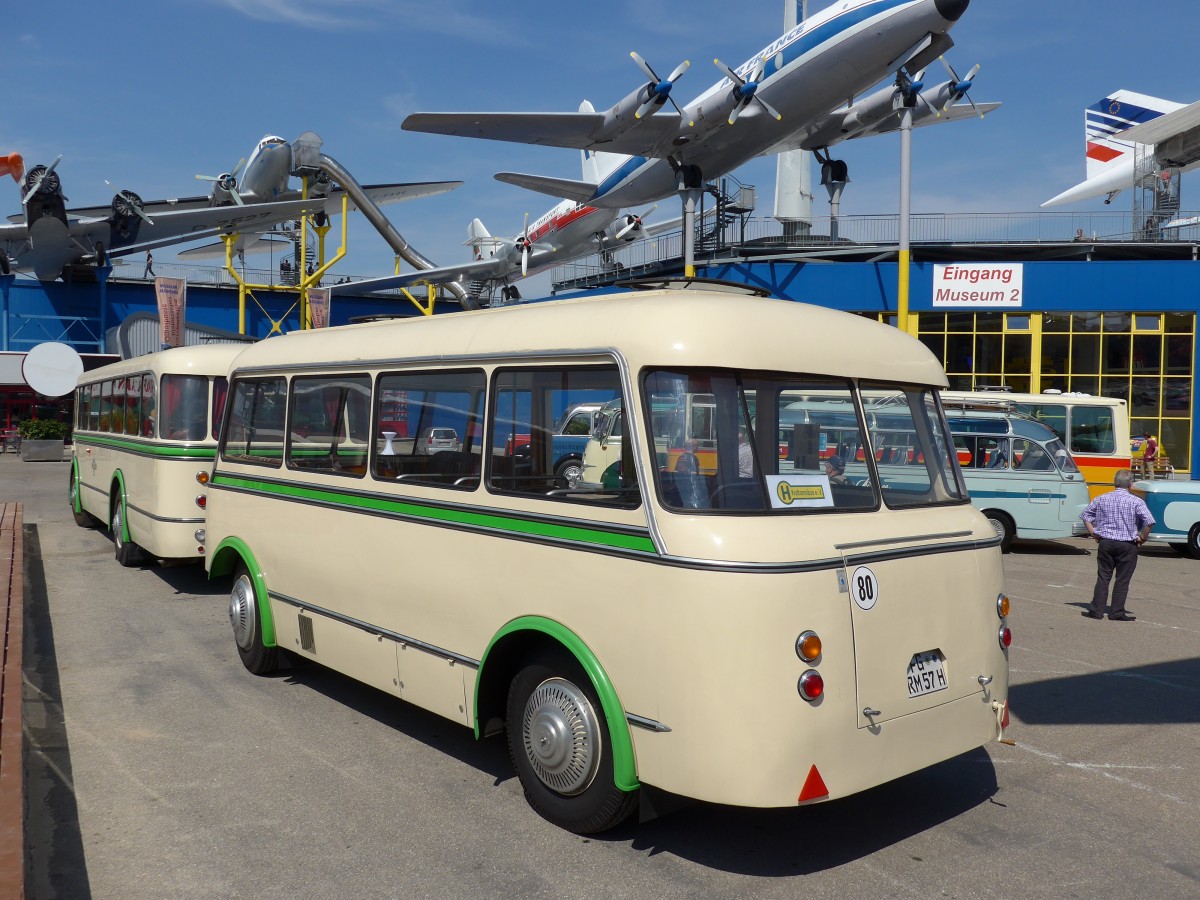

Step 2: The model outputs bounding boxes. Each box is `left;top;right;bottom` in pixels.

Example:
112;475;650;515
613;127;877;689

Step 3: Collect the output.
935;0;969;21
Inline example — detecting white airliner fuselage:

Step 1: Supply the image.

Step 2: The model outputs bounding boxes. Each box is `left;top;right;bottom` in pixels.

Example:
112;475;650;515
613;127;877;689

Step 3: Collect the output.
404;0;972;209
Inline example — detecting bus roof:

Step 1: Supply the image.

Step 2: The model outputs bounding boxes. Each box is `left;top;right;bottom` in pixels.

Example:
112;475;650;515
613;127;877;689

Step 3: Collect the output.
76;343;249;385
226;290;948;386
941;389;1127;410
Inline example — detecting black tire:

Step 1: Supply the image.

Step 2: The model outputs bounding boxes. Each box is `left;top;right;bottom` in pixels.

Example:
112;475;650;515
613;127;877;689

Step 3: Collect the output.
555;458;584;489
1186;524;1200;559
111;495;143;566
506;654;638;834
1168;542;1190;556
984;510;1015;553
69;469;93;527
229;562;279;675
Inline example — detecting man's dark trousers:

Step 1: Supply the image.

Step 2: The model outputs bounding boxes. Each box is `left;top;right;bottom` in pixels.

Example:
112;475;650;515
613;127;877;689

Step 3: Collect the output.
1090;538;1139;616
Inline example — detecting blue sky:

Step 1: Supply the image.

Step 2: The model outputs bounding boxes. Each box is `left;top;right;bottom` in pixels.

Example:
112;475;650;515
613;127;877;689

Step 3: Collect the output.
5;0;1199;296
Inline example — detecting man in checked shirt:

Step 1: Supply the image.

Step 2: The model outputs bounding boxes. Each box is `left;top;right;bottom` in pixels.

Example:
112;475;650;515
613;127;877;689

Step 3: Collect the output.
1080;469;1155;622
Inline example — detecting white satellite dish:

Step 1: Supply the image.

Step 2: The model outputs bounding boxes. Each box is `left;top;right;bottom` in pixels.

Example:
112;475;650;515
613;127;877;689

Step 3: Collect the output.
22;341;84;397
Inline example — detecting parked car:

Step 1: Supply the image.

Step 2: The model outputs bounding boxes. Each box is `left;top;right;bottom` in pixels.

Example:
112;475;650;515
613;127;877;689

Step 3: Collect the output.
416;427;459;455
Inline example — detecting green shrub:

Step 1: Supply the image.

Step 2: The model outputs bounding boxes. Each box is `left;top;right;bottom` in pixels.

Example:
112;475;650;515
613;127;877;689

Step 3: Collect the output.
16;418;70;440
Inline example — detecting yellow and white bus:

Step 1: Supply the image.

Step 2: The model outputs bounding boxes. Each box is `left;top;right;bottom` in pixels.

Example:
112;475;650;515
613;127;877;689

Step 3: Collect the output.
70;344;246;566
942;390;1131;497
204;288;1012;833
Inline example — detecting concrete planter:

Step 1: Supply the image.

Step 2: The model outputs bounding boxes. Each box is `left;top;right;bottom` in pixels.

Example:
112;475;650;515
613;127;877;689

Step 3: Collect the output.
20;439;66;462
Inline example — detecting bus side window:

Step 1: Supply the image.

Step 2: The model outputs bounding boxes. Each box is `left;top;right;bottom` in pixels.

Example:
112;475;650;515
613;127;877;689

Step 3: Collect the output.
222;378;287;466
488;364;631;506
374;369;485;489
287;374;372;477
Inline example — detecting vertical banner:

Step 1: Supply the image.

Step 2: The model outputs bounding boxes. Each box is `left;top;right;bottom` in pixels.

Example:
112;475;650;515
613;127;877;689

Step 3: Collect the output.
308;287;331;329
155;277;187;348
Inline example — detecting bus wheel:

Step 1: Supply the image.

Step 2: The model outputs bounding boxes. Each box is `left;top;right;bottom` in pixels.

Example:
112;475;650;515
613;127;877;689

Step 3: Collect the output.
555;458;583;489
506;655;637;834
69;470;93;527
229;563;279;675
111;498;143;566
984;510;1014;553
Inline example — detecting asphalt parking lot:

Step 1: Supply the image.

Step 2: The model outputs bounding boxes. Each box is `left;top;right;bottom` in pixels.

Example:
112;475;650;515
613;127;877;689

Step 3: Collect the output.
7;453;1199;899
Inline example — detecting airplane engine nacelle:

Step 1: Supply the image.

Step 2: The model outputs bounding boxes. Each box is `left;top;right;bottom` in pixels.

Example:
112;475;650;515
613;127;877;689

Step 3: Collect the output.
110;190;145;241
598;83;661;140
309;170;333;199
208;173;238;206
604;215;646;243
22;165;66;225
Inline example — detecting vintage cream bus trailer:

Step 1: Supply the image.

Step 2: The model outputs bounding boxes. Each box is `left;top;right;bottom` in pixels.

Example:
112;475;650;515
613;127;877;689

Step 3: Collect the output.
70;343;245;565
203;287;1012;833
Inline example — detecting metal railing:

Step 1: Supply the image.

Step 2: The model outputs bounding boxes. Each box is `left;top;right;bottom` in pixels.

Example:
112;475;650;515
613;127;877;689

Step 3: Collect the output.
552;210;1200;287
105;260;386;290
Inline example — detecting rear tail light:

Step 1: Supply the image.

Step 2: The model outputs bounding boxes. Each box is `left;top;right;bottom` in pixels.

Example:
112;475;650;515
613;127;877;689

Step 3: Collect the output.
998;625;1012;649
195;494;207;509
795;630;822;662
798;669;824;701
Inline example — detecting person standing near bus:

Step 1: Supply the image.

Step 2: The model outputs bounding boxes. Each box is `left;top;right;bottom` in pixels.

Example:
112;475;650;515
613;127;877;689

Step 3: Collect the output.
1141;433;1159;477
1080;469;1154;622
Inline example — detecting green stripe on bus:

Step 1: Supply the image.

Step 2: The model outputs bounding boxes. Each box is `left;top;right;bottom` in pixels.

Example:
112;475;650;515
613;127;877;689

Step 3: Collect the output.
75;435;217;459
211;473;657;554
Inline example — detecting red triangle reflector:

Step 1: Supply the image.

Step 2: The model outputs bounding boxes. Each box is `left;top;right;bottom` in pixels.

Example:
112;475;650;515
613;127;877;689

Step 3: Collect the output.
797;764;829;803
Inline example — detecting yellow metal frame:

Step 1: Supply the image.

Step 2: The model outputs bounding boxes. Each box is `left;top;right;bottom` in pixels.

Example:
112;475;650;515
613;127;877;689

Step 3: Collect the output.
223;190;350;335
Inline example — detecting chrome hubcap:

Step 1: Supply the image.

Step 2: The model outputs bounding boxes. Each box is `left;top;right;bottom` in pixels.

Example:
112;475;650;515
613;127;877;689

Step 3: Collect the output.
112;504;123;548
229;574;256;650
521;677;600;796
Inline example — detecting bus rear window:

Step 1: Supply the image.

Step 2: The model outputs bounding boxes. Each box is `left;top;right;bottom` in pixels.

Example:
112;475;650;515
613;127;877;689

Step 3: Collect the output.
161;375;210;441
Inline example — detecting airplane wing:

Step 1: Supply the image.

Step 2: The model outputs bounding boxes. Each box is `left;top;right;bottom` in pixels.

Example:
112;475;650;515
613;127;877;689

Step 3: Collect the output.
403;112;684;159
176;234;293;260
327;258;500;295
85;198;324;257
47;180;463;222
494;173;598;204
852;101;1001;140
1120;99;1200;147
321;181;462;215
327;249;555;296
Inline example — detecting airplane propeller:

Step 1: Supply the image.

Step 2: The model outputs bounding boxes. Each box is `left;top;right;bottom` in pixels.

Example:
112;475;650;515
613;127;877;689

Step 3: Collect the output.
195;157;247;206
895;68;941;119
514;212;533;277
105;180;155;225
615;204;657;240
630;52;692;122
714;58;782;125
940;57;983;117
22;155;62;206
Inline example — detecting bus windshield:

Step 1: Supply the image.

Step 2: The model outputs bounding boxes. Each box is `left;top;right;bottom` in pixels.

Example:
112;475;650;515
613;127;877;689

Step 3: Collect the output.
644;370;967;513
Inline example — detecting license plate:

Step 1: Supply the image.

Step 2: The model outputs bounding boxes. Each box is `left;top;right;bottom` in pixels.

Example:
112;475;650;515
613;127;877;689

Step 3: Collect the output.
907;651;948;698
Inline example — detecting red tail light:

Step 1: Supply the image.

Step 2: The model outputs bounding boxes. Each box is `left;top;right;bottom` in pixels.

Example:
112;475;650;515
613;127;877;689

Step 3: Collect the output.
798;669;824;701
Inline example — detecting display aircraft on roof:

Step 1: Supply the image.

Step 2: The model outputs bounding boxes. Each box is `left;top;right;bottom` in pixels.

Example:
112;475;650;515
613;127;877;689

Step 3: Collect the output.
50;133;462;263
1043;90;1200;208
0;151;328;282
402;0;982;210
1;133;461;279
